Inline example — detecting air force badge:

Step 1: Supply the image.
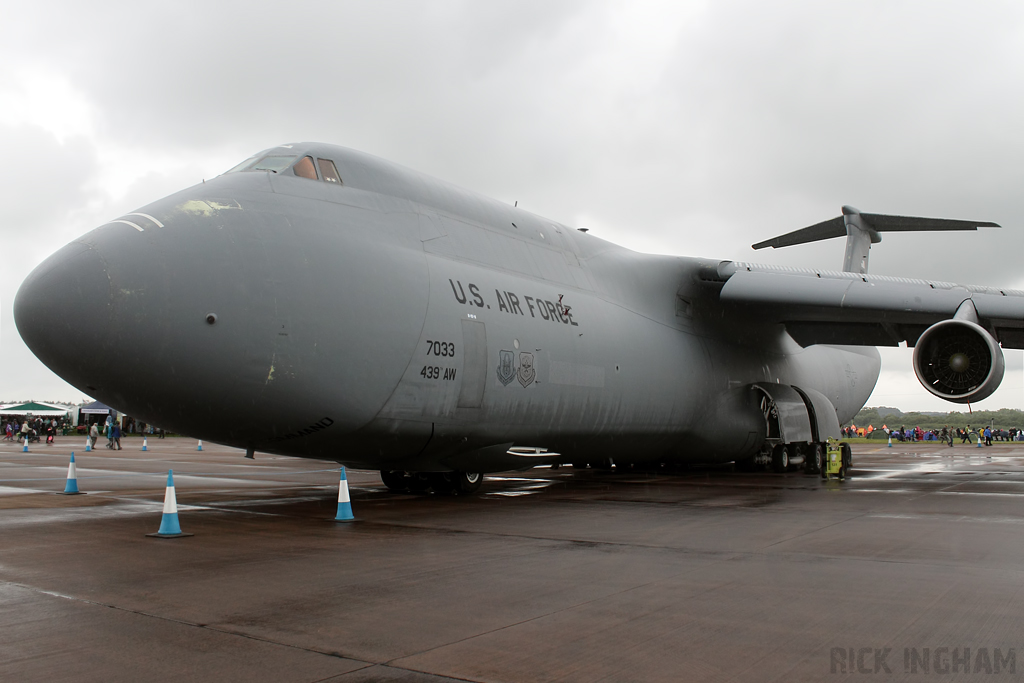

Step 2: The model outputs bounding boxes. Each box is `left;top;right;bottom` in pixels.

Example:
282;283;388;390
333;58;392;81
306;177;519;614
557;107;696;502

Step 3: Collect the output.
518;352;536;387
497;350;516;386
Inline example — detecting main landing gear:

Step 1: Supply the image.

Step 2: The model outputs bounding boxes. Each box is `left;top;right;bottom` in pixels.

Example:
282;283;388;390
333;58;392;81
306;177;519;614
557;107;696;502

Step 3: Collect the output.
749;441;852;477
380;470;484;495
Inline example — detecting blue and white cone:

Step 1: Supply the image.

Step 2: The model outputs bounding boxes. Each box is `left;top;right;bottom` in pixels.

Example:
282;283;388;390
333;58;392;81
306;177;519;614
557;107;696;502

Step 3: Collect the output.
142;437;148;451
977;434;983;448
147;470;193;538
334;467;355;522
22;436;28;452
58;452;84;495
85;435;92;452
197;440;203;451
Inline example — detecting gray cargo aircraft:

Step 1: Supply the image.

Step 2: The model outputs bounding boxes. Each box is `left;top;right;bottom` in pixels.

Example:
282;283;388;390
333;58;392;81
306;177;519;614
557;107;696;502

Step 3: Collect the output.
14;143;1018;493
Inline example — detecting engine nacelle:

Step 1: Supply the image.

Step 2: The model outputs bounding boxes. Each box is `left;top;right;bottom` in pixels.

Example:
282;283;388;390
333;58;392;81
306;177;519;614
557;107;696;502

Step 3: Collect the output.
913;319;1004;403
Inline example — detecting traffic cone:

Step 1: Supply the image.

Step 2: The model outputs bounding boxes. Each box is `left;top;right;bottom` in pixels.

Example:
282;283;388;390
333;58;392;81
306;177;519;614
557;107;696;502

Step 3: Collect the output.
334;467;355;522
977;434;983;448
85;435;91;452
22;436;28;452
142;437;148;451
58;453;84;495
888;435;892;448
197;440;203;451
147;470;193;538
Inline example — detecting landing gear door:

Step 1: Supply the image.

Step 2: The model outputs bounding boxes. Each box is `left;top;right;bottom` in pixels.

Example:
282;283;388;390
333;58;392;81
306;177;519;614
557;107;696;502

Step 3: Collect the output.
754;383;813;444
798;388;841;442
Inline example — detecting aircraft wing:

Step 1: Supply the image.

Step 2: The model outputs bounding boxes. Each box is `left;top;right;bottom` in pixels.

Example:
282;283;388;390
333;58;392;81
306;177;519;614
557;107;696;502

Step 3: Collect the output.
714;262;1024;349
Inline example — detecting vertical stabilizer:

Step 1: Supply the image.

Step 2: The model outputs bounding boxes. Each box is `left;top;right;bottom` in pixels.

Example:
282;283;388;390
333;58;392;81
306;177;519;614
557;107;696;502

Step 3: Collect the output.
840;206;880;274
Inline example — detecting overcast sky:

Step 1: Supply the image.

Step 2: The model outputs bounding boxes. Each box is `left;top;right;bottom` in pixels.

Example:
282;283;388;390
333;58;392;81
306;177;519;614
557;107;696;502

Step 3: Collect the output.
3;1;1024;412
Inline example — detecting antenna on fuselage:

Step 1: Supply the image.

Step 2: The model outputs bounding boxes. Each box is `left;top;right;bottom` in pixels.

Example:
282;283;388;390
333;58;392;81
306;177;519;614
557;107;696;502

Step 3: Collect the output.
751;206;999;274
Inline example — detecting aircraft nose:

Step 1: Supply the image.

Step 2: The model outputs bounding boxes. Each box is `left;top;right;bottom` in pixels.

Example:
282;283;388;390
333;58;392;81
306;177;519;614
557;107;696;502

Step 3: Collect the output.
15;241;114;389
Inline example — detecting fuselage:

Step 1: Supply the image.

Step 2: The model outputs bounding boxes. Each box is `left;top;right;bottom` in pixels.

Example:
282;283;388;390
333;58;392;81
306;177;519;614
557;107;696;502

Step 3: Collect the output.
14;143;879;471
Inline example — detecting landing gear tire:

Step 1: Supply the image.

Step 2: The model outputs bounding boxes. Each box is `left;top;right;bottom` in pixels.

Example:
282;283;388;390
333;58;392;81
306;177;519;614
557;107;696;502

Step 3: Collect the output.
786;444;800;471
806;444;824;475
407;473;432;493
452;471;483;495
841;442;853;476
427;473;457;495
380;470;409;492
772;444;788;473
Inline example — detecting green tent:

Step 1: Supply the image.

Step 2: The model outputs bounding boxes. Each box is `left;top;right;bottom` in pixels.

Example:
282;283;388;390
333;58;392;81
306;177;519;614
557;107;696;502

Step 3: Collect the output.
0;401;71;416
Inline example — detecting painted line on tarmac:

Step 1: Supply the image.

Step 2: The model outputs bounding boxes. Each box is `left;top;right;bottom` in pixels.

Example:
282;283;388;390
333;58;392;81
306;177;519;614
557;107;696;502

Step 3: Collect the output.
871;512;1024;524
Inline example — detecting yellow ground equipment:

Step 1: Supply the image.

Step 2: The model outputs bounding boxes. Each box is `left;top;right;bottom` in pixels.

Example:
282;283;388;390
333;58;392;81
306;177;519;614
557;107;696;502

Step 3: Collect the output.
823;438;846;480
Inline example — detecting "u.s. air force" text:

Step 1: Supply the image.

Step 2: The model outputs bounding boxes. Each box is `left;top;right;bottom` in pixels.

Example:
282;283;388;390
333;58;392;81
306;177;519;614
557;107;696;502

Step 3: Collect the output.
449;279;578;327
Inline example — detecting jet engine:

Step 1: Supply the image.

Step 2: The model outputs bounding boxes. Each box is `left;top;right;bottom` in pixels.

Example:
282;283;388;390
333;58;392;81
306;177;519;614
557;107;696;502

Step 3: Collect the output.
913;319;1004;403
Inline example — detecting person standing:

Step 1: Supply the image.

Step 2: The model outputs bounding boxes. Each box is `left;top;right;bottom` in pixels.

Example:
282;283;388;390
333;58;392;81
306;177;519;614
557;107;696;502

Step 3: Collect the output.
984;426;992;446
89;422;99;449
111;422;122;450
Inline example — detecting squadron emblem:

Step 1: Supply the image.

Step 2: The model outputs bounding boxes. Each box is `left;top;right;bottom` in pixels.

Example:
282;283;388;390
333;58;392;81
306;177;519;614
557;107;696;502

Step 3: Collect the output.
497;350;516;386
518;352;536;387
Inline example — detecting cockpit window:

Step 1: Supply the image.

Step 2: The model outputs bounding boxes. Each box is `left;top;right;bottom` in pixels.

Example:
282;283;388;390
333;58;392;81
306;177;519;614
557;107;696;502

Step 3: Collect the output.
249;155;297;173
225;155;258;174
293;156;318;180
225;152;343;184
317;158;341;184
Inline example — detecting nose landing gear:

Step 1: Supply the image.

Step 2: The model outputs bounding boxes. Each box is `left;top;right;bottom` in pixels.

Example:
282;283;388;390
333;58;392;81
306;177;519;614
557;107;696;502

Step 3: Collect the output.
380;470;483;495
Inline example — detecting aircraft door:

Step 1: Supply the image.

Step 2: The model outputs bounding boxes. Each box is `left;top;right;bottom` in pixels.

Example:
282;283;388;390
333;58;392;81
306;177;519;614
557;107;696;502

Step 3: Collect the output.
458;320;487;408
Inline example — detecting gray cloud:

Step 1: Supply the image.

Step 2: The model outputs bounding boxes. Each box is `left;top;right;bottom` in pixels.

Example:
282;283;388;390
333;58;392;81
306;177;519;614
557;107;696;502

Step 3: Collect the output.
0;125;96;242
4;1;1024;409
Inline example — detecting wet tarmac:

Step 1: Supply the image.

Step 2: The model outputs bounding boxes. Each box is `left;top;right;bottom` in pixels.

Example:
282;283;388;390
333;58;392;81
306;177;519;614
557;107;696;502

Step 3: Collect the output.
2;436;1024;681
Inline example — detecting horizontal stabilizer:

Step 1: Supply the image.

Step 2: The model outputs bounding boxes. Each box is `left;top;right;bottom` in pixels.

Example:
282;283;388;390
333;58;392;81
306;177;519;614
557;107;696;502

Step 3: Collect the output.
752;216;845;250
753;208;999;251
751;205;1000;274
859;213;1000;232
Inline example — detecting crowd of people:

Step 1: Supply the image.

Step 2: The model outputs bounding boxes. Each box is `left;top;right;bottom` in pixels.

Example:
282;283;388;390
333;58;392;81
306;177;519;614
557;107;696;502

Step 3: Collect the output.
842;423;1024;445
4;414;166;448
84;415;164;449
3;417;70;444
